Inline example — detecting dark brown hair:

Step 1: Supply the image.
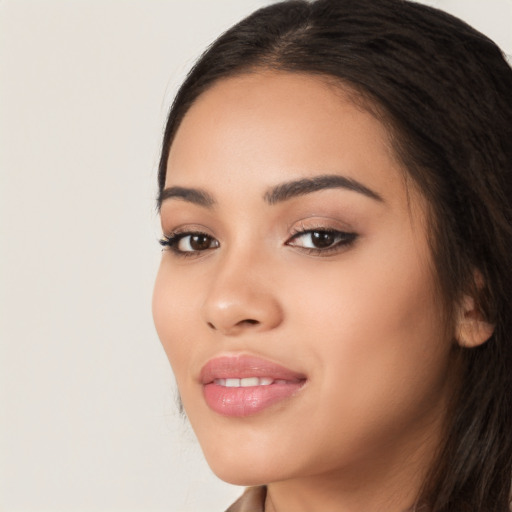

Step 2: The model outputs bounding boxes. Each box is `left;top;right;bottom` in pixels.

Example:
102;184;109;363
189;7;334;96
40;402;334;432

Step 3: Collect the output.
158;1;512;509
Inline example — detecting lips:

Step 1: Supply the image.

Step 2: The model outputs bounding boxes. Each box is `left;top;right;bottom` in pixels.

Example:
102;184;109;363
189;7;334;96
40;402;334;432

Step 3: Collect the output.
200;355;306;417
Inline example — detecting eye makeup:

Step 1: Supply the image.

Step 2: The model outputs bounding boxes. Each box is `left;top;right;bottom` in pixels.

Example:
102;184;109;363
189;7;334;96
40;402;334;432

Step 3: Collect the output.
159;222;358;259
159;230;219;257
286;227;358;256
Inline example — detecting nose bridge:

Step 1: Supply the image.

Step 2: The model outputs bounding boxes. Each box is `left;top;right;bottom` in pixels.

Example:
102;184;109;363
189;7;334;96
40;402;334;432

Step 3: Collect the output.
201;241;283;335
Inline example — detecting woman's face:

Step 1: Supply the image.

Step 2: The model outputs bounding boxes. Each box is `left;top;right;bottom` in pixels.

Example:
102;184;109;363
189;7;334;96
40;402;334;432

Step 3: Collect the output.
153;72;456;486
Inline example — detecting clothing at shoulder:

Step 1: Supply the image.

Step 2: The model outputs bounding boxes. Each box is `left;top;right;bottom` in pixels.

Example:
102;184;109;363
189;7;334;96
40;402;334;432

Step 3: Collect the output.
225;486;267;512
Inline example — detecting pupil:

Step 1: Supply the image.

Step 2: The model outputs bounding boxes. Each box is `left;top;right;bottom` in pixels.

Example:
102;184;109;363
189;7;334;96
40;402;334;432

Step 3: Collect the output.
312;231;335;248
191;235;210;250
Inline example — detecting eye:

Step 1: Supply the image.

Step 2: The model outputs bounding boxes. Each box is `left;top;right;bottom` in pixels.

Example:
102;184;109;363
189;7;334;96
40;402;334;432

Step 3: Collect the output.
160;231;219;255
287;229;357;254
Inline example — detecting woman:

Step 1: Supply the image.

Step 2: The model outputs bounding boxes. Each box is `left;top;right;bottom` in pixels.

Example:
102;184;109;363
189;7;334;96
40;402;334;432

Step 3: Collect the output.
152;0;512;510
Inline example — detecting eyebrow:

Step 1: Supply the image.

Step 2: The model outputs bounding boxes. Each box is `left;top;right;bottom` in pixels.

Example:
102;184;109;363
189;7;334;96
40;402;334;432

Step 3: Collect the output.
158;186;215;208
264;174;383;204
158;173;383;209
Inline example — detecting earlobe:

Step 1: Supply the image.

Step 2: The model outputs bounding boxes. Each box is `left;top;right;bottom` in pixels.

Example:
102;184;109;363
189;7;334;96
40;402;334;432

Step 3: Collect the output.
455;295;495;348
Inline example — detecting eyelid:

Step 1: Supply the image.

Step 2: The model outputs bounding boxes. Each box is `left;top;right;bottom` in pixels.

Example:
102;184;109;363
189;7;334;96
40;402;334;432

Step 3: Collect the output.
160;221;214;236
286;221;358;256
287;228;357;243
158;220;357;257
287;214;355;232
159;226;220;257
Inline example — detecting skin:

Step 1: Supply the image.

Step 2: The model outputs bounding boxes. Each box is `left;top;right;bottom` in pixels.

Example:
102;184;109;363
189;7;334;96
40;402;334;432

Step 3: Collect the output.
153;72;463;512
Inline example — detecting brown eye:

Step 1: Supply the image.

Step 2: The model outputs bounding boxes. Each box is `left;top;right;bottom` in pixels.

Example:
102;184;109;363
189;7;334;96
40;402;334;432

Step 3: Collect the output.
175;233;219;253
310;231;336;248
189;234;213;251
287;229;357;253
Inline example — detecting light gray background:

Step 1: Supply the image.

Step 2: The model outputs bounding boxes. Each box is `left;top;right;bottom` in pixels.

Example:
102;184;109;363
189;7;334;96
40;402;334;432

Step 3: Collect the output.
1;1;511;511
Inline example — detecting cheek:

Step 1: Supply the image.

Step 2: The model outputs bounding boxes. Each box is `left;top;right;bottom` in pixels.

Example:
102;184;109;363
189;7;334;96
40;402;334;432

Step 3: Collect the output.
287;241;450;421
290;240;440;338
152;261;200;380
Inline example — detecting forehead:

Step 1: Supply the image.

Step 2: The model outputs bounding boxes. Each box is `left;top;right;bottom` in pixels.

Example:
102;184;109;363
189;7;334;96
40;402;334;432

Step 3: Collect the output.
165;71;413;212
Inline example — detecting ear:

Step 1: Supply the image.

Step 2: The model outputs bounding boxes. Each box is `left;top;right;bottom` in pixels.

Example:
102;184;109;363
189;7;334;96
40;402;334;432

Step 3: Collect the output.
455;294;495;348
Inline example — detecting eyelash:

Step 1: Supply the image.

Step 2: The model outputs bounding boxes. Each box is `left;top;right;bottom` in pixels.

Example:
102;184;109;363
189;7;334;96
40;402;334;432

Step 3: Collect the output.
159;230;219;257
287;227;358;255
159;227;358;257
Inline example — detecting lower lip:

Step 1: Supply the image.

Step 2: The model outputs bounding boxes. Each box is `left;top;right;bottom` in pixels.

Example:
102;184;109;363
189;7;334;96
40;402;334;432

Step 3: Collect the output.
203;381;304;417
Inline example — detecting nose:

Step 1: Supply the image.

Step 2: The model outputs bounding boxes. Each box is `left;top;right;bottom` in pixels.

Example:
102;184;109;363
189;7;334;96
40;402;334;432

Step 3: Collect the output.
201;253;284;336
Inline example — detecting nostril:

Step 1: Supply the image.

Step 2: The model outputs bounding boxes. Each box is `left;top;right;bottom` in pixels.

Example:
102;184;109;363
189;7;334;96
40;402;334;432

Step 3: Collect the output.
238;319;259;326
206;317;267;333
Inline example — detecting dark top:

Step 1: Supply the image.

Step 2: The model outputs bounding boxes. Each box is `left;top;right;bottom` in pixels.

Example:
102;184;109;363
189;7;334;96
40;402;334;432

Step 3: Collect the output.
225;486;267;512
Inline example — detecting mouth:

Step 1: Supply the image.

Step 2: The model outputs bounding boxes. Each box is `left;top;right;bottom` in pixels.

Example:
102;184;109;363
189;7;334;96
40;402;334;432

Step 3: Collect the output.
200;355;307;417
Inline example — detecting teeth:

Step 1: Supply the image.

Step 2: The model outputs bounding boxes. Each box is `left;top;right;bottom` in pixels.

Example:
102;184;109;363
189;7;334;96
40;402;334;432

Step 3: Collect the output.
213;377;276;387
241;377;259;387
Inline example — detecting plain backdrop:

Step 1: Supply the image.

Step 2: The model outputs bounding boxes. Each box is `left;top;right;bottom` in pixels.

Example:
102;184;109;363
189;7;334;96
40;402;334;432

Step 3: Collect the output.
1;1;511;511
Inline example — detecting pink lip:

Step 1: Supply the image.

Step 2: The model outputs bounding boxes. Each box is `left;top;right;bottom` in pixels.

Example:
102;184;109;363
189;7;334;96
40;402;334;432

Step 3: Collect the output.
200;355;306;417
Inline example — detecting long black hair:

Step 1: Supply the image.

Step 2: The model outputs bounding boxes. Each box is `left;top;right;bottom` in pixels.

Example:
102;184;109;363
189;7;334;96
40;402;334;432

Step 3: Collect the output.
158;1;512;509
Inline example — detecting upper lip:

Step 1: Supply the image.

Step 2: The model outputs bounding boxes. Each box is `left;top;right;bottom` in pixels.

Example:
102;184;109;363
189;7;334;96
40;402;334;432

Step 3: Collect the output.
200;355;306;384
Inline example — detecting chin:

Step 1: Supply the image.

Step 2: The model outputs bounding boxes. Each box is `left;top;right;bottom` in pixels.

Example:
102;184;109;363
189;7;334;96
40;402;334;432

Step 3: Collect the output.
206;457;272;486
199;438;286;486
